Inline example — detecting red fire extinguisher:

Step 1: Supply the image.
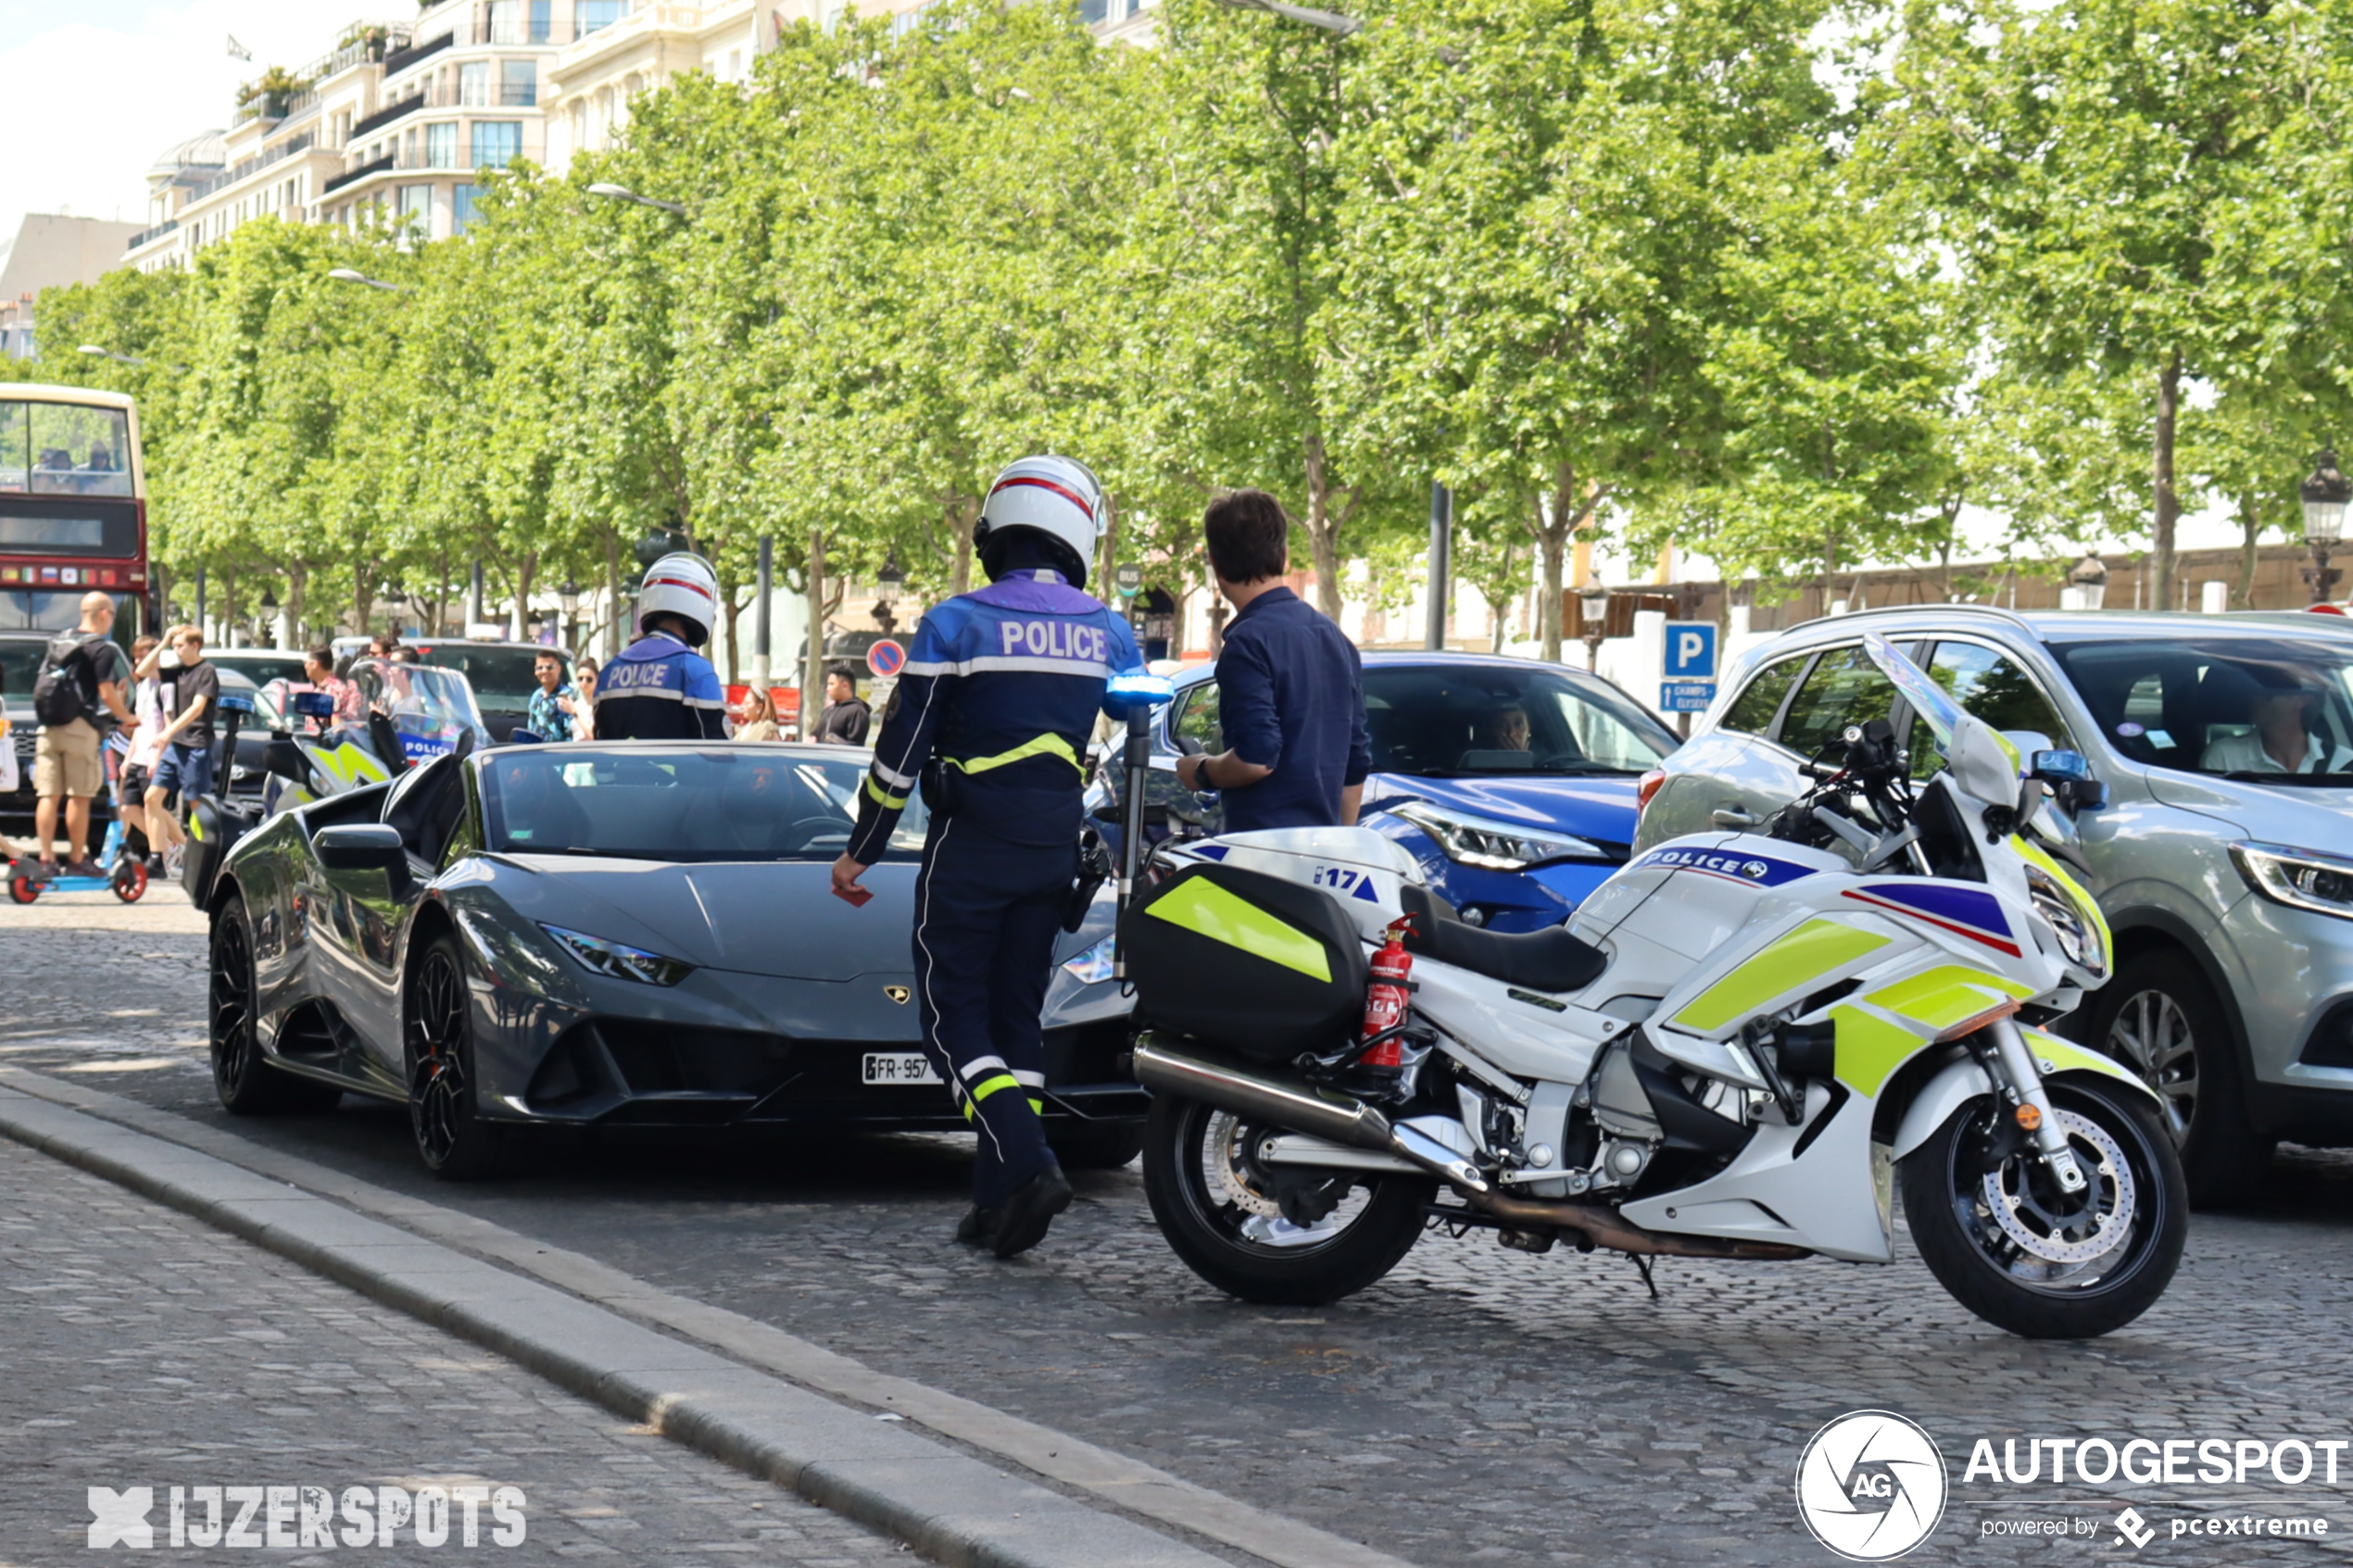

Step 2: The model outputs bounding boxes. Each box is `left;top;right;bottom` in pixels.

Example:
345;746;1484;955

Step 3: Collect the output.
1359;917;1415;1069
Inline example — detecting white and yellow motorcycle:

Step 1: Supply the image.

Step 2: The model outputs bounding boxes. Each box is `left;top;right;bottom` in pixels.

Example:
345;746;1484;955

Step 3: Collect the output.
1116;633;2184;1338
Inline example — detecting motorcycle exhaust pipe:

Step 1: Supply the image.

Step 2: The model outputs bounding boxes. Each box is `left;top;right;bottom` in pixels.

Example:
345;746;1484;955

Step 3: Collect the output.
1131;1034;1488;1193
1464;1189;1811;1261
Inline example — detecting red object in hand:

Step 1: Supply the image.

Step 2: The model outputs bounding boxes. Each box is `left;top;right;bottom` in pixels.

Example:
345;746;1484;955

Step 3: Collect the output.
1359;919;1415;1067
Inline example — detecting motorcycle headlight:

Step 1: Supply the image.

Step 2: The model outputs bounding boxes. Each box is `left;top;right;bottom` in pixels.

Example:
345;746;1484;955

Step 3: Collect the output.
540;923;694;986
1390;801;1607;872
2231;842;2353;922
1061;935;1116;985
2023;865;2105;977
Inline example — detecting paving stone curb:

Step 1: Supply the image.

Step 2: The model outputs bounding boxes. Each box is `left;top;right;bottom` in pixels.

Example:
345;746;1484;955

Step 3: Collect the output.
0;1083;1227;1568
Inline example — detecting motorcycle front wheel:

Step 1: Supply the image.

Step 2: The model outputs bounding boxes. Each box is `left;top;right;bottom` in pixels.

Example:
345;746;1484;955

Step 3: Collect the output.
1902;1077;2185;1339
1140;1091;1433;1306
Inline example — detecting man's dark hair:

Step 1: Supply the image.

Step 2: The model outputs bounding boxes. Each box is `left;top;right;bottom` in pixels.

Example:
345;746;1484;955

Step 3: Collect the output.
308;646;334;669
1203;490;1290;584
535;648;562;665
825;662;859;687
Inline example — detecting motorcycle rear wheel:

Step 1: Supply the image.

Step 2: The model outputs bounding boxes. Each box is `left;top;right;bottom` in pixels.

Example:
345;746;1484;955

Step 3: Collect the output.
1141;1091;1432;1306
1902;1077;2185;1339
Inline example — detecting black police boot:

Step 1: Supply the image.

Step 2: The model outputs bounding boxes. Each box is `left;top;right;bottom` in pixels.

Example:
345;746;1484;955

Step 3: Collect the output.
990;1162;1073;1259
954;1206;1000;1248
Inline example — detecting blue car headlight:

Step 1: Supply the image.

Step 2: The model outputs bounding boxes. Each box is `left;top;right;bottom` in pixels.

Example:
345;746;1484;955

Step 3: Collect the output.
539;923;695;986
1390;801;1606;872
1061;935;1117;985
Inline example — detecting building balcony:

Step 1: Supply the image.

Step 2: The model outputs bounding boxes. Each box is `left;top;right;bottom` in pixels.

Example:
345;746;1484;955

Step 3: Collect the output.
184;132;319;201
352;94;425;138
382;28;453;79
322;153;396;194
123;220;181;254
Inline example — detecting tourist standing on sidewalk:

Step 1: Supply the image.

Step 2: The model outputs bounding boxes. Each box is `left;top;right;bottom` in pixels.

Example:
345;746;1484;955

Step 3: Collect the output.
526;650;577;741
29;591;134;877
142;626;218;872
813;663;872;746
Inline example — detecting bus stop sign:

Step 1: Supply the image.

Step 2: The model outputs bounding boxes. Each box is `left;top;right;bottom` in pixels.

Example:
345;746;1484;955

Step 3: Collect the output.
1114;563;1143;599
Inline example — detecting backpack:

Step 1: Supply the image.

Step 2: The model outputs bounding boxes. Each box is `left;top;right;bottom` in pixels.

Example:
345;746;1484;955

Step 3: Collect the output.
31;633;100;727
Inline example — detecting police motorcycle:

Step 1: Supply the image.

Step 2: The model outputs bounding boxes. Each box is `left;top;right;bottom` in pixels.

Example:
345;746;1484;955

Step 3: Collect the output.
181;659;489;909
1108;634;2185;1339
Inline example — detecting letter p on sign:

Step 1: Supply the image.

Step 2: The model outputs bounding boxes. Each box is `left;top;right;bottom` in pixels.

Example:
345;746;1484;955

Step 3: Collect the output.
1664;621;1717;680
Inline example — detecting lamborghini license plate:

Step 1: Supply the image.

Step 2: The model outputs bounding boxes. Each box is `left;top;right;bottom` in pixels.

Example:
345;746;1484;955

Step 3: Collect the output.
862;1053;941;1086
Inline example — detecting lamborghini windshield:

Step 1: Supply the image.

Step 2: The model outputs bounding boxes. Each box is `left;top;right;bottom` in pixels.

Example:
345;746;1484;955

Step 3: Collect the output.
478;747;930;860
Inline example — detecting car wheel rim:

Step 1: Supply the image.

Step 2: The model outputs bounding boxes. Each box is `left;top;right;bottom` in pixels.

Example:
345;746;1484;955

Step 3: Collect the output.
210;918;253;1098
409;951;469;1166
2106;988;2196;1140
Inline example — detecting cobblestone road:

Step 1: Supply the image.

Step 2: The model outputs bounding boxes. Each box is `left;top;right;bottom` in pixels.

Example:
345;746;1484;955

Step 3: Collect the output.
8;895;2353;1564
0;1135;909;1567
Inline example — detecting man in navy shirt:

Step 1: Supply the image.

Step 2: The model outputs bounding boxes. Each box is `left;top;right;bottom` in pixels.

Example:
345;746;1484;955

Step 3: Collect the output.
1173;489;1369;830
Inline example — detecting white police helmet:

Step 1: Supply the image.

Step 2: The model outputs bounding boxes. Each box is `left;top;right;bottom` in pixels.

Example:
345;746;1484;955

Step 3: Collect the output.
975;455;1103;588
637;551;719;647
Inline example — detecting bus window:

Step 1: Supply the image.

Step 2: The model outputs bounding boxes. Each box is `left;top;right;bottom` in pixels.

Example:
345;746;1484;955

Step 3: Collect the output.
0;403;24;490
23;404;132;497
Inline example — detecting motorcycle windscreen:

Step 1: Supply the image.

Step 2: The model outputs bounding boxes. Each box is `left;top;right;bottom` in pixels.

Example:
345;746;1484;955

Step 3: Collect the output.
1125;863;1371;1060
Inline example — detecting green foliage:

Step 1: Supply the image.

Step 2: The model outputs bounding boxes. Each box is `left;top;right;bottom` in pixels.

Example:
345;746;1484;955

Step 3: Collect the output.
37;0;2349;664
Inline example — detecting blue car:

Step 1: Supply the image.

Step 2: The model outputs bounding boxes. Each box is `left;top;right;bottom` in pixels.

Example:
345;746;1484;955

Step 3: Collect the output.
1100;652;1680;933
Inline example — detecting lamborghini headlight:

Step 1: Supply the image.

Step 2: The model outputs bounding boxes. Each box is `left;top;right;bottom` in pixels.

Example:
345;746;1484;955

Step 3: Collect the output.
2023;865;2106;977
539;923;695;986
2231;842;2353;922
1390;800;1606;871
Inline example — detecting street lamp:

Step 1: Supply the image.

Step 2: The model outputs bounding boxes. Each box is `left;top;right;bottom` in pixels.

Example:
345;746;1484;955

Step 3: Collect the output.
79;344;189;371
585;182;686;217
872;553;905;639
1205;0;1362;34
559;579;581;649
2065;552;2108;611
327;267;412;294
1578;580;1610;672
2302;449;2351;606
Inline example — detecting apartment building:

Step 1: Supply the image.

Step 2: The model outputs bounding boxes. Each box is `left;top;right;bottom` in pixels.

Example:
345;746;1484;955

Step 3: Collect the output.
122;0;1155;276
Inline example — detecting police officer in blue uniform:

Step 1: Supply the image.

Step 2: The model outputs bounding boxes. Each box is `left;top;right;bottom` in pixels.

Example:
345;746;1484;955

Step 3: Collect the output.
594;551;731;741
832;457;1145;1257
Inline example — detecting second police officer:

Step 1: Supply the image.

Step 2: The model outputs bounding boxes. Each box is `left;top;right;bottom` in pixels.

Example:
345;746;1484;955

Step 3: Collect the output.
831;456;1145;1258
593;551;732;741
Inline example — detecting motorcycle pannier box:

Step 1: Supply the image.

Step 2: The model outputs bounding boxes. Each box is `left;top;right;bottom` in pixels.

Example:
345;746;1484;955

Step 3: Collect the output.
1125;863;1370;1060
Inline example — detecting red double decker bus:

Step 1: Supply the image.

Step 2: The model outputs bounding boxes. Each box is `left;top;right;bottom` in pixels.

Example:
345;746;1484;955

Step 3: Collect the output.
0;383;152;634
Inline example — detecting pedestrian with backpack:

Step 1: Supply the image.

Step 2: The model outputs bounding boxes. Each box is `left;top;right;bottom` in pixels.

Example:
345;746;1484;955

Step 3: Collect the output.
30;591;133;877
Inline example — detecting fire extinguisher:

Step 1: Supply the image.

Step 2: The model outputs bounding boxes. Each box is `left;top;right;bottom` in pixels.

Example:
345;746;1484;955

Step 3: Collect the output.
1359;917;1415;1070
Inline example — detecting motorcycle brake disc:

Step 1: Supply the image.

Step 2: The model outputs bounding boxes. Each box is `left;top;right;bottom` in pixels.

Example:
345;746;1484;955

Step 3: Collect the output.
1980;1109;2135;1266
1203;1110;1282;1219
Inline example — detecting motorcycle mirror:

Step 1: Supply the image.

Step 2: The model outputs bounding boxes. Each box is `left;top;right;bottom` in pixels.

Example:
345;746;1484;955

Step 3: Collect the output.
263;738;308;785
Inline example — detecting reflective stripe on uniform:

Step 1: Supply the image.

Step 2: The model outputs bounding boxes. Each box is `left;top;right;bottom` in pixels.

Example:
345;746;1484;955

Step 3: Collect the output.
865;776;908;809
944;733;1084;776
872;758;919;790
960;1055;1010;1082
902;656;1118;680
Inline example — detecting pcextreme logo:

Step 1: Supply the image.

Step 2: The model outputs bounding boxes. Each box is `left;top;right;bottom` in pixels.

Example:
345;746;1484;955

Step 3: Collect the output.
1795;1411;1949;1562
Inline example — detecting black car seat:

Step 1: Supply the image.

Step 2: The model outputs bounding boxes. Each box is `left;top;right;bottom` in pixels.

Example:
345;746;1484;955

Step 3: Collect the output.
1395;883;1607;994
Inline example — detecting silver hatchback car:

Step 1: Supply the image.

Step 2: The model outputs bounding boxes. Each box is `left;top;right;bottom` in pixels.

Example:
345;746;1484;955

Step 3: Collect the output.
1639;604;2353;1203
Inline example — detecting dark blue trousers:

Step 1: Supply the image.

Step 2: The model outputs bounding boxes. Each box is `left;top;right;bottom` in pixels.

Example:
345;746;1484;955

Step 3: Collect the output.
912;815;1076;1207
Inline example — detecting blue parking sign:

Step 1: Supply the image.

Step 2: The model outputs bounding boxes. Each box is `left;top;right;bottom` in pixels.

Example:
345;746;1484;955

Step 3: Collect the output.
1664;621;1718;680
